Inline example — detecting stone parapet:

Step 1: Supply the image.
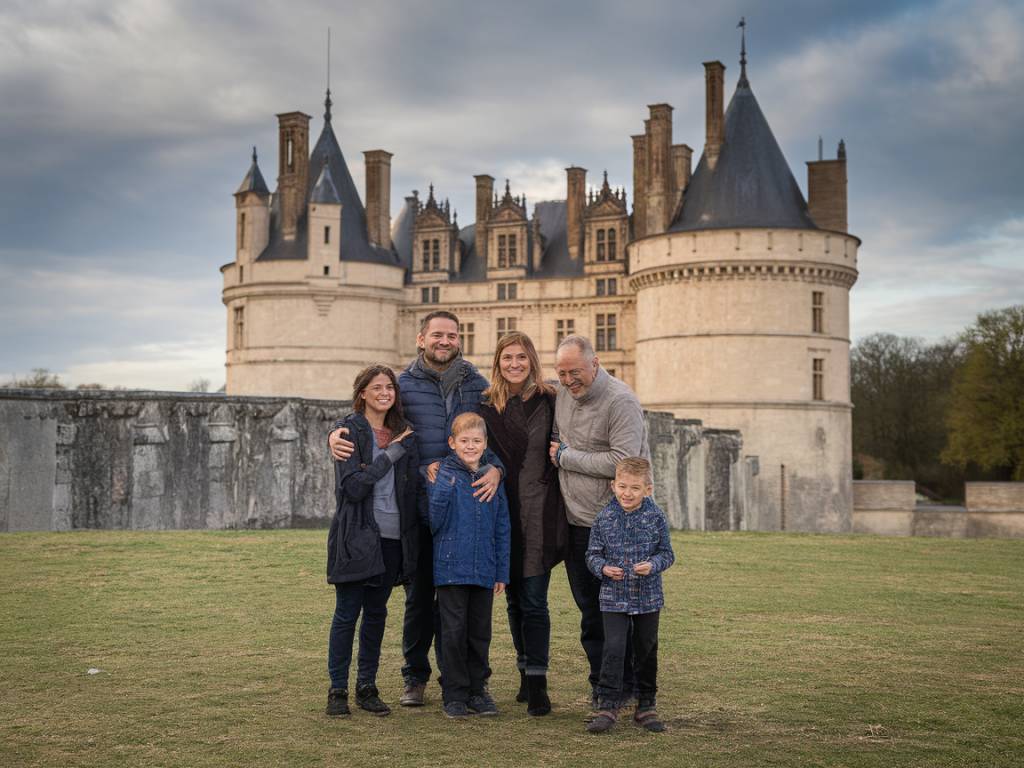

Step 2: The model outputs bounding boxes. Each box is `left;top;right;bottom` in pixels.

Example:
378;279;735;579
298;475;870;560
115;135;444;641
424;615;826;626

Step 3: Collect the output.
852;480;915;536
965;483;1024;539
1;391;747;533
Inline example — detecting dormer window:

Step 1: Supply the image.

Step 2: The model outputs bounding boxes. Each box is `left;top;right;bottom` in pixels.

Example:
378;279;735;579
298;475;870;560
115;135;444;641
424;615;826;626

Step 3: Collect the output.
431;239;440;271
607;228;617;260
508;234;517;266
498;235;507;268
596;230;605;261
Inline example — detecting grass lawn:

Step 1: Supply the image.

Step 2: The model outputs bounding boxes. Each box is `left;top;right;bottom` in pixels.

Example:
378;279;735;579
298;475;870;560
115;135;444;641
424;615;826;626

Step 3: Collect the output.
1;530;1022;768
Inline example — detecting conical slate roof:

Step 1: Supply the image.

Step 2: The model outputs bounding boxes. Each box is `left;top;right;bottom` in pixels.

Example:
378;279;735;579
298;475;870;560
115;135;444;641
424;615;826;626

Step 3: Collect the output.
235;147;270;196
670;76;817;232
257;98;398;265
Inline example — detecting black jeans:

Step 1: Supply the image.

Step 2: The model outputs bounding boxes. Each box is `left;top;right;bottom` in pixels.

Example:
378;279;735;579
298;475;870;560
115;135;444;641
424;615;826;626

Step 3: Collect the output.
505;570;551;675
565;524;634;692
327;538;402;690
401;523;442;685
596;610;659;709
436;584;493;704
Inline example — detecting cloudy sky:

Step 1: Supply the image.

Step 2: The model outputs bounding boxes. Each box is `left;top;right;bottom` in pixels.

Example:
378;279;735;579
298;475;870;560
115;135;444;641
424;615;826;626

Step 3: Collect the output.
1;0;1022;390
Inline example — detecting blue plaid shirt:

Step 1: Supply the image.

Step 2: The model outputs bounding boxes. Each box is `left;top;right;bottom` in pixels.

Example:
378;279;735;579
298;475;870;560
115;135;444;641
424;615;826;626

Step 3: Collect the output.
586;496;674;614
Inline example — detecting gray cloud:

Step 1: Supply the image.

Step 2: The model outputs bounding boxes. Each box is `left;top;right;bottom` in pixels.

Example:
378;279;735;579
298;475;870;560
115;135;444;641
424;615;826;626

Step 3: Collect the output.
0;0;1022;387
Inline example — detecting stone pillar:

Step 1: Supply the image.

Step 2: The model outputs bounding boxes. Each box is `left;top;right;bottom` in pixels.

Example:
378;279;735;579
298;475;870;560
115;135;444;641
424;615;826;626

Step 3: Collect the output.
364;149;393;247
130;403;169;529
704;429;741;531
566;166;587;261
276;111;311;240
703;61;726;171
206;405;238;530
52;423;75;531
267;403;299;528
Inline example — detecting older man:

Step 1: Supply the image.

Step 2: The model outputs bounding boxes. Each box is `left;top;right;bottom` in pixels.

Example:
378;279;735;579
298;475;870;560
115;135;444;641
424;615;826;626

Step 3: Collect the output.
550;334;650;702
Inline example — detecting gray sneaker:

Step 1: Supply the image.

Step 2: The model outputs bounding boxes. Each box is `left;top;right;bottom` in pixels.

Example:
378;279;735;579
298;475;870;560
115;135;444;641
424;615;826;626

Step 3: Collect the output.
444;700;470;719
467;692;499;716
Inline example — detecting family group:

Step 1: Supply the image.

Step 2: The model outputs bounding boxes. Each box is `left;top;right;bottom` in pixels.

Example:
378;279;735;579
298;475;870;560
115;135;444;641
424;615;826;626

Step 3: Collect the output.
324;311;675;734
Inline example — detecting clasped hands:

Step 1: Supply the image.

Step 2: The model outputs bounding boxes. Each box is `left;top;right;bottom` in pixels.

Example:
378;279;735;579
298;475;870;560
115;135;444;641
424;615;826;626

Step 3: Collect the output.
602;562;654;580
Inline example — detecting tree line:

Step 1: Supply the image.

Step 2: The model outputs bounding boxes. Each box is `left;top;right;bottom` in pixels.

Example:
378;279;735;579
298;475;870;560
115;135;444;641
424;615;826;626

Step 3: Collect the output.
852;305;1024;500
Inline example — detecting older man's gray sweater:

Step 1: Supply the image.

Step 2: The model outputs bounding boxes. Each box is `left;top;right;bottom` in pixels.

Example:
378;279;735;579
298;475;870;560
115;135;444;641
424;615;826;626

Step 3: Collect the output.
555;368;650;527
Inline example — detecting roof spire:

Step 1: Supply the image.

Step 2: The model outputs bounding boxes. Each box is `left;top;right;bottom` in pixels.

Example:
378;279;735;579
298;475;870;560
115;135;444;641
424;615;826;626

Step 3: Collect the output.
737;17;749;88
324;27;333;122
252;145;258;164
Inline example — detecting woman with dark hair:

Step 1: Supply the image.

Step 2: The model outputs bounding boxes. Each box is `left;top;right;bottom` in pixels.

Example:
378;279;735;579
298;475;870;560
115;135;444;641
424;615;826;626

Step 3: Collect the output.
325;365;420;718
480;332;567;716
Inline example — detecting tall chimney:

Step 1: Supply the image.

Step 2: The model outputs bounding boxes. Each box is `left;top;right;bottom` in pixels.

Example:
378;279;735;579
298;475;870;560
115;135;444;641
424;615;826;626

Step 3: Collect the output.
806;140;848;232
703;61;725;171
363;150;393;247
671;144;693;215
474;175;494;263
631;134;649;240
646;104;673;235
276;111;311;240
566;166;587;261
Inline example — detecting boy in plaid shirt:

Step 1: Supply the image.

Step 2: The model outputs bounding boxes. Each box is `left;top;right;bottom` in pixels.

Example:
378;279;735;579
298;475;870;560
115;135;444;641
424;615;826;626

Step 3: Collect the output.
585;457;674;733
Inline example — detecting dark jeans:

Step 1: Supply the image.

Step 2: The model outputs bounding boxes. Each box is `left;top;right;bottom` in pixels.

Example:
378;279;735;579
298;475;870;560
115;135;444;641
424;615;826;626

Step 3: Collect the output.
596;610;659;709
505;571;551;675
565;524;634;692
327;538;402;690
401;524;442;685
436;585;493;704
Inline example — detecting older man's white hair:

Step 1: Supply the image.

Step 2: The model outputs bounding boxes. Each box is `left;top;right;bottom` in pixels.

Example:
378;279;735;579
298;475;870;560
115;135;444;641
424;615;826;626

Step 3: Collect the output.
556;334;596;361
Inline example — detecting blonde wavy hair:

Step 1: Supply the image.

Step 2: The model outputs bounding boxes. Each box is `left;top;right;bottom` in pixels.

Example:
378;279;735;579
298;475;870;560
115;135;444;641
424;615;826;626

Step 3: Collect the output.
483;331;555;413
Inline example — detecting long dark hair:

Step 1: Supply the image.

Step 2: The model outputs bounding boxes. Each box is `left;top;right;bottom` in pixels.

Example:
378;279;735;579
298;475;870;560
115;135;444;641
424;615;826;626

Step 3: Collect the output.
351;364;407;433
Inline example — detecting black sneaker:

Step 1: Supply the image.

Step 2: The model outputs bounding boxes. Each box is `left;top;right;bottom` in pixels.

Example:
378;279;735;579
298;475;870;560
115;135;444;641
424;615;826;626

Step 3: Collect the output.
444;700;470;719
467;691;499;716
326;688;350;717
355;683;391;716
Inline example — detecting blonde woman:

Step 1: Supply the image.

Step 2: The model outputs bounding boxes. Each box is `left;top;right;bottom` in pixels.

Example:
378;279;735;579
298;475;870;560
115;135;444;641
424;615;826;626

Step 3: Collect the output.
480;332;567;716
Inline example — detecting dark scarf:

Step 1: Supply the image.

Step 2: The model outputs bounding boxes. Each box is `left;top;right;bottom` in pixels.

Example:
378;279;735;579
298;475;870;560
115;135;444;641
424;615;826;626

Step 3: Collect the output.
413;353;470;399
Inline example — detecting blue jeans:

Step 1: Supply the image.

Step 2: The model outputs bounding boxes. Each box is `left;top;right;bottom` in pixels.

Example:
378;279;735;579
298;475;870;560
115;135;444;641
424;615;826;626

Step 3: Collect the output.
327;538;402;690
505;571;552;675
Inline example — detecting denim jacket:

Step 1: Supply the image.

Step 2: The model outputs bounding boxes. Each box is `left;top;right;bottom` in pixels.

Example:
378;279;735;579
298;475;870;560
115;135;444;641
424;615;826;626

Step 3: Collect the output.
586;496;674;614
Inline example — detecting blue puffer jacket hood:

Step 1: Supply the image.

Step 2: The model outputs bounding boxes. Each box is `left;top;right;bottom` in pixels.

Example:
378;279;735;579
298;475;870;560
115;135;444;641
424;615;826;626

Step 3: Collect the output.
428;454;511;588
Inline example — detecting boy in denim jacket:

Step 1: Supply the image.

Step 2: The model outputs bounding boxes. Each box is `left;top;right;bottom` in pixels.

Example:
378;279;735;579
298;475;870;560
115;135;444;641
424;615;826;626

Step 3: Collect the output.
429;412;511;719
585;457;674;733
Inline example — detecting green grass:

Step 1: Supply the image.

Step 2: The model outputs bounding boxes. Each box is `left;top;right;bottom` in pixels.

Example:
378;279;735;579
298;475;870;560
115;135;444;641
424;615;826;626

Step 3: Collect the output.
1;531;1022;768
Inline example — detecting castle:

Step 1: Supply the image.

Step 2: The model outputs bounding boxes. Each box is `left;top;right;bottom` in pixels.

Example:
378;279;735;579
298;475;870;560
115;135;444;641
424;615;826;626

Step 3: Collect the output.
221;42;859;532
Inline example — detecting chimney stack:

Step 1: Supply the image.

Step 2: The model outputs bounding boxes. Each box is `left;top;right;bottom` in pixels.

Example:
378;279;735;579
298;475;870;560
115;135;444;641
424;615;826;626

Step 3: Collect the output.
566;166;587;260
631;134;649;240
363;150;393;247
276;111;311;240
806;140;848;232
645;104;673;235
474;175;494;262
703;61;725;171
670;144;693;215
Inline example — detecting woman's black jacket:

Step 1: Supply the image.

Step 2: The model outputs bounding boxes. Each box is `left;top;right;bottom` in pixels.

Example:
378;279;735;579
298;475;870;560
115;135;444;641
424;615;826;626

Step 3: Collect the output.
326;412;421;585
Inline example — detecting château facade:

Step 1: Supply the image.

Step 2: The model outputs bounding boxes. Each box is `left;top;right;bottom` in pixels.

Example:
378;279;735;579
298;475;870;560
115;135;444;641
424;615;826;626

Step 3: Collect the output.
221;46;858;532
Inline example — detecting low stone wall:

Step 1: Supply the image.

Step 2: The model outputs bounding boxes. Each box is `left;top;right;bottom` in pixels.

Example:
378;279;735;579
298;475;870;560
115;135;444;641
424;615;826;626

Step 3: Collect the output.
1;390;745;532
852;481;916;536
965;483;1024;539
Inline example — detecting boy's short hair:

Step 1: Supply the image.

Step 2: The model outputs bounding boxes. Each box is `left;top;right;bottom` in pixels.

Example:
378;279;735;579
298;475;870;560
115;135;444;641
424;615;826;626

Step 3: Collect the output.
615;457;652;485
451;412;486;437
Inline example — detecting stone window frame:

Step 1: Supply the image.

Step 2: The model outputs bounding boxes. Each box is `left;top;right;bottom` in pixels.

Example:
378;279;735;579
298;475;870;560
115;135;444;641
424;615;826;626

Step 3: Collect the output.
496;316;517;343
460;322;476;355
595;312;617;351
556;318;575;345
233;306;245;349
812;358;825;400
812;290;824;334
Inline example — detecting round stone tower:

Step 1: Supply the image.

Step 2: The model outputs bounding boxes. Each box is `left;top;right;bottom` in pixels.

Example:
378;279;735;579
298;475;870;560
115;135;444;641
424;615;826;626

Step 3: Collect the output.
628;54;859;532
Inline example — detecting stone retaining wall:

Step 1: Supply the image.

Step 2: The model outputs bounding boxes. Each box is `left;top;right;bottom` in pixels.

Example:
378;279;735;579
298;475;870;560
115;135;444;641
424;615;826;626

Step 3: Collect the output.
965;483;1024;539
852;481;916;536
1;390;745;533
